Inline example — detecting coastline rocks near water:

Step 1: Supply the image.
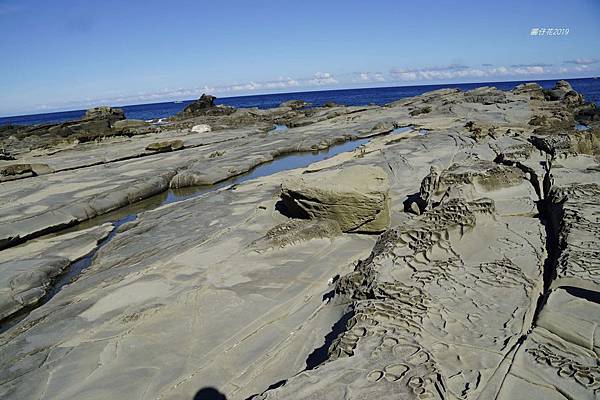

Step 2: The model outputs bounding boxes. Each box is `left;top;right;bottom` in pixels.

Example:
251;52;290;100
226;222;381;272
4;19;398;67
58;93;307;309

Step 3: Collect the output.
543;80;584;107
176;94;235;118
0;106;128;153
84;106;125;123
0;82;599;400
280;165;390;233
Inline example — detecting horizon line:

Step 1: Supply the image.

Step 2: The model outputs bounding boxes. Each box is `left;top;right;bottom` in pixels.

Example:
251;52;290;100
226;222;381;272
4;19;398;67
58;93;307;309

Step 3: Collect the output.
1;75;597;120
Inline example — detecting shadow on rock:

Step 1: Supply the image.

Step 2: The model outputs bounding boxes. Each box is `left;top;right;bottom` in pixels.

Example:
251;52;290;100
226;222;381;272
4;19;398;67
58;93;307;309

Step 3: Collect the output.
193;387;227;400
403;192;426;214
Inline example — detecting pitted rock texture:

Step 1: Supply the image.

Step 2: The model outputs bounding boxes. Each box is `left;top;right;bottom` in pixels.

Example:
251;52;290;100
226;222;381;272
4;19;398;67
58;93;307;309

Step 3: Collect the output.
256;219;343;249
548;183;600;293
253;196;544;400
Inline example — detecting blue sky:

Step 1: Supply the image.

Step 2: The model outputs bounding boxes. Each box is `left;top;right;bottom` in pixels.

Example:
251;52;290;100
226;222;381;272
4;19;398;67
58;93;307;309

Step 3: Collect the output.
1;0;599;116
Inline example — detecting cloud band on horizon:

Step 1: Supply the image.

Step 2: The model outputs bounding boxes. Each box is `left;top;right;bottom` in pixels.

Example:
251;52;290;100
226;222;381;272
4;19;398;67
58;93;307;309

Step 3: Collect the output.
15;60;600;115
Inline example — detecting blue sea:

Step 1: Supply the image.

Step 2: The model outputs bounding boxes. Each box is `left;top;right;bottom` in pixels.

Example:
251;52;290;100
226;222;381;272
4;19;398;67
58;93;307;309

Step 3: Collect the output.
2;78;599;127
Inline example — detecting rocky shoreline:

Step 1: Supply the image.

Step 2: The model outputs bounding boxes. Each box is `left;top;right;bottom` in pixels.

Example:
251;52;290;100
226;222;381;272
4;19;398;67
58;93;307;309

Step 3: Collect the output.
1;81;599;399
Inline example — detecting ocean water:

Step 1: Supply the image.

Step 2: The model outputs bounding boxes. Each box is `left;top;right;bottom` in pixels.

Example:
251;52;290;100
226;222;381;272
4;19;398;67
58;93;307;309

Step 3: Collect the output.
2;78;599;127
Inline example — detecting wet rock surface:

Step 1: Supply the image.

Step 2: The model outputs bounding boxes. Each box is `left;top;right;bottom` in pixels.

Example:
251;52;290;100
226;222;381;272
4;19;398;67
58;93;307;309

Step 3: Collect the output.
1;83;599;400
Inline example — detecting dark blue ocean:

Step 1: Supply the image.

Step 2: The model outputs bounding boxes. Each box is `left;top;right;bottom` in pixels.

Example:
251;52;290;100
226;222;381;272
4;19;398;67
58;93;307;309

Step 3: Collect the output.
2;78;599;127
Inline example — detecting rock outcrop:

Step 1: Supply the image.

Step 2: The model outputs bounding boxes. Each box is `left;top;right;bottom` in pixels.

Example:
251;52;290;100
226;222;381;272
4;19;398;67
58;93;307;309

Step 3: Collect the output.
513;82;545;100
84;106;125;123
0;106;127;152
177;94;235;118
280;165;390;233
544;80;584;107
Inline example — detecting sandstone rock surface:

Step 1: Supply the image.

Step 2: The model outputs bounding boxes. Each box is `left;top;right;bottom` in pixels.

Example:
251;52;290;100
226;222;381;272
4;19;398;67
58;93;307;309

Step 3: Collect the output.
0;82;599;400
281;165;390;233
0;223;112;321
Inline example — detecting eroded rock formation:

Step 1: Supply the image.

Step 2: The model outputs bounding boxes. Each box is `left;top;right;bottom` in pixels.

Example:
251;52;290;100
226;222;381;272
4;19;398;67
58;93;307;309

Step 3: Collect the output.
280;165;391;233
0;81;599;400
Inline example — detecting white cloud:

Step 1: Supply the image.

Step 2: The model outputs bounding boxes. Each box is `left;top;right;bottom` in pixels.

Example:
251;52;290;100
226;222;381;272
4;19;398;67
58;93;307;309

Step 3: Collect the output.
355;72;386;82
512;66;545;74
23;73;337;112
564;58;598;65
223;77;301;92
510;63;553;68
388;64;553;81
306;72;338;86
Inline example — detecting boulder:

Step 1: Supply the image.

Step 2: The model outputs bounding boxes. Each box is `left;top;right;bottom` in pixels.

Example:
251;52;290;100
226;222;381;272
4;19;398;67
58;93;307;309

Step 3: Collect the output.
0;163;52;182
280;165;390;233
0;164;33;177
145;140;184;153
191;124;211;133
